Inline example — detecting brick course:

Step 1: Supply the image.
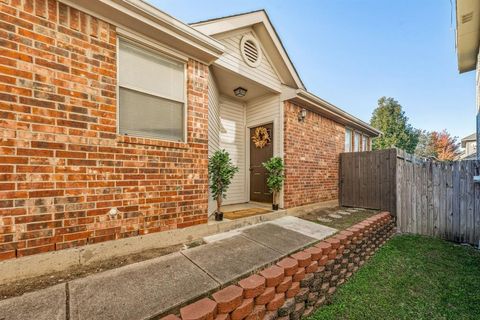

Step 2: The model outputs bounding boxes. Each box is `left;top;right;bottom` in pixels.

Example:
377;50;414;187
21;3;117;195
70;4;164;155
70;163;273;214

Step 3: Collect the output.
0;0;209;260
283;101;345;208
163;212;395;320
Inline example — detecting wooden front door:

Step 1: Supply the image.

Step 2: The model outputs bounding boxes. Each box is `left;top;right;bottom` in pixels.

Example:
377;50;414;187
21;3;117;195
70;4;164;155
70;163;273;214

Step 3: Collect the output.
249;123;273;203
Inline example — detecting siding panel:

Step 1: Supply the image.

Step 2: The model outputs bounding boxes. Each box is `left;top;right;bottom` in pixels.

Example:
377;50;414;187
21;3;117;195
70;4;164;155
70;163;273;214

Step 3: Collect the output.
208;71;221;214
220;97;247;205
216;30;281;92
246;95;281;157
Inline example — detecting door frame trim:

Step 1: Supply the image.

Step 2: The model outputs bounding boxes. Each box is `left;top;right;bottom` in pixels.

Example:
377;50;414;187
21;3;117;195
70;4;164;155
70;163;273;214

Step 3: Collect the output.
245;118;278;204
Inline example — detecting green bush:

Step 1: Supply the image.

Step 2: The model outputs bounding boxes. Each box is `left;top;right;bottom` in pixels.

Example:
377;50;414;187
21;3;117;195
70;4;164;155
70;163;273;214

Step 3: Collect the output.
262;156;284;205
208;150;239;213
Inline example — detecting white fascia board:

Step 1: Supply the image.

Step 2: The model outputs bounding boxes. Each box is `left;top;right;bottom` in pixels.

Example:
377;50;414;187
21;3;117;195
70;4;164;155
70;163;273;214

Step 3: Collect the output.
59;0;225;64
192;10;305;89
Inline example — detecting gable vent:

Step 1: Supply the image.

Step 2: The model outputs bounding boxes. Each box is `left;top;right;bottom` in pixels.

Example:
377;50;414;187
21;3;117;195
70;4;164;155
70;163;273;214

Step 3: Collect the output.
240;35;262;68
462;11;473;24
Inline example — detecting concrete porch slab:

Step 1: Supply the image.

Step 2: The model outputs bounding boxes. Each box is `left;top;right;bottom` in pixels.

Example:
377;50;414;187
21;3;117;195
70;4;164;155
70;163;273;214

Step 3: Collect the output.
69;252;218;320
182;235;282;285
0;284;66;320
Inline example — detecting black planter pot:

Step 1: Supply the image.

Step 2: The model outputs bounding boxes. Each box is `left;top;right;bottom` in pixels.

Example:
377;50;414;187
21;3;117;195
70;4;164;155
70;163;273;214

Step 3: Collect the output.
215;211;224;221
272;204;279;211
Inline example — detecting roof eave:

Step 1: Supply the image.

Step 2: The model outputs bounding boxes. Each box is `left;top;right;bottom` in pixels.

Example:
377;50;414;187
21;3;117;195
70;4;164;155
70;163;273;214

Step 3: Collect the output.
291;90;382;137
191;10;305;89
59;0;225;64
456;0;480;73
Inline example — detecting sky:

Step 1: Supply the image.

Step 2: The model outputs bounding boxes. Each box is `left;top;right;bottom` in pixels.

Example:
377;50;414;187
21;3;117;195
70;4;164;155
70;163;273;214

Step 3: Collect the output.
148;0;476;139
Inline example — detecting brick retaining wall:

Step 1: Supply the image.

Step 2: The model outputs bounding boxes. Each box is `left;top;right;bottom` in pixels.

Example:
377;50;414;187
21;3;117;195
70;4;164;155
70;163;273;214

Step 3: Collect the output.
161;212;395;320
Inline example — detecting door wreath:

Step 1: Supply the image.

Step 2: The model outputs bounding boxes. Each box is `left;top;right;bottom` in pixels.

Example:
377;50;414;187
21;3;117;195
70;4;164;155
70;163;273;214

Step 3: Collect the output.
251;126;271;148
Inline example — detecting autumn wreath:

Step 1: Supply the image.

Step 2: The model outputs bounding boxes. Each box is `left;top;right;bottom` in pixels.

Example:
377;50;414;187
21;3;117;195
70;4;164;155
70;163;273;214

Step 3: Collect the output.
251;126;271;148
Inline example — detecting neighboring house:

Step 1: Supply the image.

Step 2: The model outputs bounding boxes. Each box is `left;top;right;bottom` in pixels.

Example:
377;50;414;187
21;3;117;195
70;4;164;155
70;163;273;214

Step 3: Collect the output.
460;133;477;159
456;0;480;160
0;0;379;260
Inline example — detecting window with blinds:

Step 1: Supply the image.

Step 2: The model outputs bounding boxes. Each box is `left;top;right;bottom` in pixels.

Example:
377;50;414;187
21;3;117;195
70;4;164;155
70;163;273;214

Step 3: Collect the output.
362;135;368;151
354;132;360;152
118;39;186;141
345;128;352;152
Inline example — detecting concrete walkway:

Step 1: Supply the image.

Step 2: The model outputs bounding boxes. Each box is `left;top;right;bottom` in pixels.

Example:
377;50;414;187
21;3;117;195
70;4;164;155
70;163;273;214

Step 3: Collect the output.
0;217;336;320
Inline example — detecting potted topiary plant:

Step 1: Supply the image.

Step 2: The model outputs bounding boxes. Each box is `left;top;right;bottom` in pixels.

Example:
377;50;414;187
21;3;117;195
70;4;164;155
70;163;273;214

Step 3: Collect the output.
208;149;239;221
263;156;284;211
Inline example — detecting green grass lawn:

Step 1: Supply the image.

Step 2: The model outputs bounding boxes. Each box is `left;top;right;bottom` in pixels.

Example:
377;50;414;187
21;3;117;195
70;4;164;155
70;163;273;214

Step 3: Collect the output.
309;235;480;320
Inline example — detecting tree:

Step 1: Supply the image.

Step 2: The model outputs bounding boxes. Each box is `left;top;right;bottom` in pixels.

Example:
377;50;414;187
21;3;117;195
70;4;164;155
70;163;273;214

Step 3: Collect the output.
208;150;239;219
370;97;419;154
262;157;284;210
414;130;436;158
414;129;461;161
430;130;461;161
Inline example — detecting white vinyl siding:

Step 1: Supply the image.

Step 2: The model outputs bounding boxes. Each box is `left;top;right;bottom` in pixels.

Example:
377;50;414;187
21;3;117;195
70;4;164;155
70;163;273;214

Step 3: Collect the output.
219;97;247;205
246;95;281;157
216;29;281;92
208;71;221;214
118;39;186;141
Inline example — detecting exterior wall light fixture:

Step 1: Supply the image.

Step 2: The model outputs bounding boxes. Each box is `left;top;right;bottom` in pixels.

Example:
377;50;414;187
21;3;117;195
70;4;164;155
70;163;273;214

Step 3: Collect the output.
298;108;307;122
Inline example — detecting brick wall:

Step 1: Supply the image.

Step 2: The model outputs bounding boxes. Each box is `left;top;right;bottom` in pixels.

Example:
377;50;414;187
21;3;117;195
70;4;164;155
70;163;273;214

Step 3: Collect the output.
161;212;395;320
283;101;345;208
0;0;209;260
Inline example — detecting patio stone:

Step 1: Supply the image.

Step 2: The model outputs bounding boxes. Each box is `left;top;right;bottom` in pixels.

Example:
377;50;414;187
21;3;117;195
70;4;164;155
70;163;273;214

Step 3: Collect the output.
0;284;66;320
328;214;343;219
337;211;351;215
317;217;332;223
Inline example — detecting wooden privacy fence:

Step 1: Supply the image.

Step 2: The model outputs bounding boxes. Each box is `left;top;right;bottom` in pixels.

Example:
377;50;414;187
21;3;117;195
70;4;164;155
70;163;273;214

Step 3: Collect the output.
396;150;480;245
339;149;397;215
340;148;480;246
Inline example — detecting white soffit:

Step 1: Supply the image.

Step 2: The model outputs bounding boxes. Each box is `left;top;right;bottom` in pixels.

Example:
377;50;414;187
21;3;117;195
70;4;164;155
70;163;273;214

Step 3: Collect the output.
59;0;224;64
456;0;480;73
191;10;305;89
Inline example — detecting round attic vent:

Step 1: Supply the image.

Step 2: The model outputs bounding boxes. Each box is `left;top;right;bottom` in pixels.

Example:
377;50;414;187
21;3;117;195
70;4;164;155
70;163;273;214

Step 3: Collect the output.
240;35;262;68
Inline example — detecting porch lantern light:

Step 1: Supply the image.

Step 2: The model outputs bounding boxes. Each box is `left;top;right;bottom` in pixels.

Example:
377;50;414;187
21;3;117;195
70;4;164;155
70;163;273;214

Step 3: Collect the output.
298;108;307;122
233;87;247;97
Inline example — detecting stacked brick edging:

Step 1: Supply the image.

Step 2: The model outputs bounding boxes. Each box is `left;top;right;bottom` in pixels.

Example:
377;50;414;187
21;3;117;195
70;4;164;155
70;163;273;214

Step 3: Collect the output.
161;212;395;320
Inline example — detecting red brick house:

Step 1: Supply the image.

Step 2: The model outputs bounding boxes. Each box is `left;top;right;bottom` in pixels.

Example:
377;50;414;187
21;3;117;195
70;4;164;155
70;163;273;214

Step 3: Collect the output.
0;0;379;260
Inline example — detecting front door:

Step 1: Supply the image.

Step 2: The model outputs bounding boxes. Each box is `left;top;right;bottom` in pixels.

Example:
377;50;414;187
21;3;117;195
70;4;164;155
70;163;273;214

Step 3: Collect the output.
249;123;274;203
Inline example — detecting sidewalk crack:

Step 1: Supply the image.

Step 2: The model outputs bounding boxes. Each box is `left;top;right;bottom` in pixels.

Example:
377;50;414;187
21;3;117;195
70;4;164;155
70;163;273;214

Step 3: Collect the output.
180;251;221;286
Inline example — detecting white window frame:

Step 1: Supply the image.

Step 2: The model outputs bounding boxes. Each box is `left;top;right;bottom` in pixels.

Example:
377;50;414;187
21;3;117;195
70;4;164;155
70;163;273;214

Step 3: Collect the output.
362;135;368;151
345;128;353;152
354;131;360;152
116;36;188;143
